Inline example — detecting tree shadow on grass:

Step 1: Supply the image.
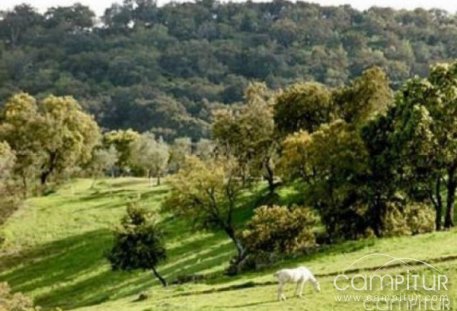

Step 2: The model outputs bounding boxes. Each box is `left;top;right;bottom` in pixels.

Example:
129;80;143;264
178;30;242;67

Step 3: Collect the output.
0;228;235;310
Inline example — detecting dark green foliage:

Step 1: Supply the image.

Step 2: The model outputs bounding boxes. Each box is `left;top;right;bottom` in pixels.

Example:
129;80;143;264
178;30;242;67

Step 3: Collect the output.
107;203;167;286
274;82;332;135
0;2;456;140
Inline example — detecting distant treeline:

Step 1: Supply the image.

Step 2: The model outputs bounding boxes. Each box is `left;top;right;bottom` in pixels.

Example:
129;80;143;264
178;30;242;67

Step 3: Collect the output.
0;0;456;139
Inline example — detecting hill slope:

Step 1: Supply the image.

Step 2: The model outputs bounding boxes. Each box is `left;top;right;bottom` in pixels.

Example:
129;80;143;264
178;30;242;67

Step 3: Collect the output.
1;2;457;139
0;178;456;311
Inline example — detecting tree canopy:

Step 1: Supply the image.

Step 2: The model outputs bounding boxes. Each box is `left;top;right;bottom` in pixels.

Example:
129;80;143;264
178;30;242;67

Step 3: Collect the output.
0;1;456;140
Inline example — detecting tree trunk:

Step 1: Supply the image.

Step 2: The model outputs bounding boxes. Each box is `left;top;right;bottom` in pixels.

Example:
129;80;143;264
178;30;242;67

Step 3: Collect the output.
148;170;152;186
21;174;28;199
41;151;58;185
157;174;161;186
40;170;51;185
434;177;443;231
224;225;246;263
151;267;167;287
371;195;383;237
264;159;276;196
445;167;456;228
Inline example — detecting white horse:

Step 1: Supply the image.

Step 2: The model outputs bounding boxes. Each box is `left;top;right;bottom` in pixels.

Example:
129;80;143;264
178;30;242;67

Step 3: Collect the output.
274;266;320;301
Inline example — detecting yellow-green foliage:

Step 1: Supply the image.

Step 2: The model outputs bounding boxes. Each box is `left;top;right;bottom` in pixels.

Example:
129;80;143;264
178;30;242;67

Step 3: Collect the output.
242;205;318;256
0;282;34;311
0;141;15;181
383;201;435;237
0;93;101;187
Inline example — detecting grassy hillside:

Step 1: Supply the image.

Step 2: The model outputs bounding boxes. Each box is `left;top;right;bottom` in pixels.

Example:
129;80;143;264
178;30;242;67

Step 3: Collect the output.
0;178;456;311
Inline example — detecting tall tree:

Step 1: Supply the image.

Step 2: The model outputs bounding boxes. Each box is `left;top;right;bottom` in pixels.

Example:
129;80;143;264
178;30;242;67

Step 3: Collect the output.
0;93;42;194
37;95;100;185
279;120;370;240
392;62;457;229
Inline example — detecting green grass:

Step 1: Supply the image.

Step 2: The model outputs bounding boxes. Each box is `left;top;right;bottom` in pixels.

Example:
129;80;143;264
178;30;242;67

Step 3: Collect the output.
0;178;456;311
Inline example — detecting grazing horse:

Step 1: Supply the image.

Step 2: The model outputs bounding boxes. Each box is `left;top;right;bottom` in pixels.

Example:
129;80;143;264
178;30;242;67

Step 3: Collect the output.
274;266;320;301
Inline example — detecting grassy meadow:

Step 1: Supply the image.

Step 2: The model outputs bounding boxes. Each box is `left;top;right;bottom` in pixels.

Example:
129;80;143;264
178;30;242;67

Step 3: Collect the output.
0;178;456;311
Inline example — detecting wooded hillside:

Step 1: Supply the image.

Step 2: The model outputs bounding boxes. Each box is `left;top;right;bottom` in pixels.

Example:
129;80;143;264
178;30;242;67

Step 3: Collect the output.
0;0;456;139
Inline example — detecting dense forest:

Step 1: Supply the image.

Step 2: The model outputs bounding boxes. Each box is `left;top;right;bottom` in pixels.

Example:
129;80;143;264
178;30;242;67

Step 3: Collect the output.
0;0;456;140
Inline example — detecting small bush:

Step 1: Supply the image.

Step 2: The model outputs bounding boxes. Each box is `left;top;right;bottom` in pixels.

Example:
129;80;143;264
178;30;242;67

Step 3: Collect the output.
383;200;435;237
240;205;318;269
0;282;34;311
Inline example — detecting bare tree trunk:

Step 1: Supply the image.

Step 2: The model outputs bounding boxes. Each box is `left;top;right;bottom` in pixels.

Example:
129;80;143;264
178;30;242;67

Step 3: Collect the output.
445;167;456;228
151;267;167;287
40;170;51;185
433;177;443;231
21;174;28;199
148;170;153;186
224;225;246;263
41;151;58;185
264;159;276;196
370;195;384;237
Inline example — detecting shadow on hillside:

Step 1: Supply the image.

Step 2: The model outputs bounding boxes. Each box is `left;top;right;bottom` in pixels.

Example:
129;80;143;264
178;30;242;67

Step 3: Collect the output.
0;227;234;310
0;182;279;310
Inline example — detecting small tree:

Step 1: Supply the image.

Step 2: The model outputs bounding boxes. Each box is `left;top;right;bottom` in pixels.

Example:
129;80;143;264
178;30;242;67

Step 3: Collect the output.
194;138;215;161
107;203;167;287
103;129;140;174
213;82;279;195
164;155;246;264
87;146;118;181
130;133;169;185
168;137;192;172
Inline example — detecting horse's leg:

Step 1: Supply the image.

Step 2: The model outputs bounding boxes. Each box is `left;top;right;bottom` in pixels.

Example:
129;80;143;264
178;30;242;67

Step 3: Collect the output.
298;280;306;298
278;282;285;301
295;282;300;296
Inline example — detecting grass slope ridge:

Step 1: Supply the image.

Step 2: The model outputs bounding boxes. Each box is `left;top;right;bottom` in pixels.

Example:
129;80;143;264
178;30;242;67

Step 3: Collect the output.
0;178;456;311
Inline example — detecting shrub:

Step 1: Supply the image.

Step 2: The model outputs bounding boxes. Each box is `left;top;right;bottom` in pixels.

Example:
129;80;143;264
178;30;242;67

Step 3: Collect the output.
0;282;34;311
240;205;318;269
383;200;435;237
107;203;168;286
